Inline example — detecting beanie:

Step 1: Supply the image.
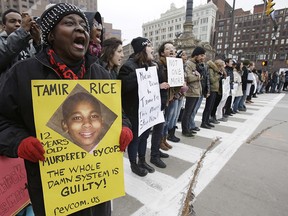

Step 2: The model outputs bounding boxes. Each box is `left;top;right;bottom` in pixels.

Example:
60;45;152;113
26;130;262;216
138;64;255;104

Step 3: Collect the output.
131;37;150;54
41;3;90;45
176;50;183;58
191;47;206;58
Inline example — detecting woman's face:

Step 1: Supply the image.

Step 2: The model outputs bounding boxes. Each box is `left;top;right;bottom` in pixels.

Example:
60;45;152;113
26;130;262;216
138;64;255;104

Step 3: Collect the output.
62;101;103;152
162;43;175;57
145;44;154;61
90;18;102;44
181;51;188;62
109;44;124;68
50;14;89;64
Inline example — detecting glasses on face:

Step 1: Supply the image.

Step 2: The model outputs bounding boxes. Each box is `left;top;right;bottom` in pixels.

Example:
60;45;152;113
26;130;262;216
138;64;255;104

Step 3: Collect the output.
93;22;103;30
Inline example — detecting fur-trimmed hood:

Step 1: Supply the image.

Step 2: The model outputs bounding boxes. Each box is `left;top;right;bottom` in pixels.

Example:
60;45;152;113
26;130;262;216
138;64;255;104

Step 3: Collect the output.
207;60;219;72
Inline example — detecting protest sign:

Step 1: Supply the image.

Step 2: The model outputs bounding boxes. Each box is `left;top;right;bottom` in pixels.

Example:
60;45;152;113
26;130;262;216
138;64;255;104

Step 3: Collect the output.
136;66;165;136
32;80;123;215
166;57;185;87
0;156;30;216
221;77;230;101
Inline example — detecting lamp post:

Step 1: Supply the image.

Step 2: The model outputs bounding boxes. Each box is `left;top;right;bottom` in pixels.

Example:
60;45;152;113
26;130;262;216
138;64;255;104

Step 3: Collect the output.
268;35;276;72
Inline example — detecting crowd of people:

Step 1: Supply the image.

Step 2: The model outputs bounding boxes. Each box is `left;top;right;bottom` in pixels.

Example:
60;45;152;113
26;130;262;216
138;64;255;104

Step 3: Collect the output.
0;3;287;216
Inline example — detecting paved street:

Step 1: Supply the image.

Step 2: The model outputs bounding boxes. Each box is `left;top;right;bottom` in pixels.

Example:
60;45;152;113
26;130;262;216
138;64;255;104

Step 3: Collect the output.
112;92;287;216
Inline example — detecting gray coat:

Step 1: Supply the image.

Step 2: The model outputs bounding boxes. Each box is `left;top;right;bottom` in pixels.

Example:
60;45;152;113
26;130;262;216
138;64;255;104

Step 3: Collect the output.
0;28;41;75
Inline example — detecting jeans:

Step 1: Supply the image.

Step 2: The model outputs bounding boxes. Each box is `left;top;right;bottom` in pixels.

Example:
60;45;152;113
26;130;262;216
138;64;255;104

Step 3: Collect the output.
189;95;203;129
233;96;241;112
164;99;178;136
182;97;199;132
238;89;247;109
170;98;183;129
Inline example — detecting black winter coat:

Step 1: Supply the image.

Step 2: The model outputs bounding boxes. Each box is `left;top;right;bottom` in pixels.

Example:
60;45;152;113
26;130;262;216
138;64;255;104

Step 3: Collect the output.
118;57;166;135
0;50;112;216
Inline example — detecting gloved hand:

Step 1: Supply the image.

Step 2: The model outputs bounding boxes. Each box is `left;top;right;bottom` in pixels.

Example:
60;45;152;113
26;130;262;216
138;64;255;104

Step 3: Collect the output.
18;136;45;162
119;127;133;152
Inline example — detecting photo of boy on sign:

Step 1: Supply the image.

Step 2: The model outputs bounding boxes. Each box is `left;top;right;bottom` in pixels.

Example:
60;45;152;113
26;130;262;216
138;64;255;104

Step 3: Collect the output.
47;84;117;153
61;92;103;152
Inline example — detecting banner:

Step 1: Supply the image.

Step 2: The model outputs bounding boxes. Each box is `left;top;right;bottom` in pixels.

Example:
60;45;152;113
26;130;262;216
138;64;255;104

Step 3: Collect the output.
136;66;165;136
166;57;185;87
32;80;124;215
0;157;30;216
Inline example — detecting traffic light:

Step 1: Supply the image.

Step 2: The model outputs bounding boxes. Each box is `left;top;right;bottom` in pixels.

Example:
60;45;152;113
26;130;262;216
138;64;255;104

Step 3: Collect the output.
262;60;268;66
266;0;275;16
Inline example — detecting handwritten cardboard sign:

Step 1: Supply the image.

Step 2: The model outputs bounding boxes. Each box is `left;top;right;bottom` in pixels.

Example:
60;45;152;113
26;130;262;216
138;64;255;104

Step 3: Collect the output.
136;66;165;136
32;80;124;215
0;156;30;216
166;57;185;87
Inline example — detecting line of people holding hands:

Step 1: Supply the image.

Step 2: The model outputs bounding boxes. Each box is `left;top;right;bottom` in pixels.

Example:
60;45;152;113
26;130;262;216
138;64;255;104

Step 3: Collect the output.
0;3;258;215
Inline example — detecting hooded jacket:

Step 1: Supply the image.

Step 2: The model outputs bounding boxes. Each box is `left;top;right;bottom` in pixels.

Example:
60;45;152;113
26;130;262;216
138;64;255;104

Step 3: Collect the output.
84;11;103;45
207;60;221;92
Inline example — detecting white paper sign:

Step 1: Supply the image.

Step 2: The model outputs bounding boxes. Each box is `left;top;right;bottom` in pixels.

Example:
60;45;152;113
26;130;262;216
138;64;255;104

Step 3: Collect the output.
221;76;230;101
136;66;165;136
166;57;185;87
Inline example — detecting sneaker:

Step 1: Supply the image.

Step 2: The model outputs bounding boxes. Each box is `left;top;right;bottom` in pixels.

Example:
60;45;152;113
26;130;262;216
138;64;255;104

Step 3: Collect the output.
131;163;148;177
159;151;169;158
150;157;166;168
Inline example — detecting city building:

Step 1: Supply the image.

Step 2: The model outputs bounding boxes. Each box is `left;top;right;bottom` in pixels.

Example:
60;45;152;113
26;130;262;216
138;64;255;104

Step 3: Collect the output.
0;0;121;42
213;3;288;70
0;0;97;23
142;2;217;50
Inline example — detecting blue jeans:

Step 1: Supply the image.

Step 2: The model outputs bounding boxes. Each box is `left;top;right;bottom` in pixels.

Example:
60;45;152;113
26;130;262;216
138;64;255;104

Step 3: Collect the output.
233;96;241;112
189;95;203;129
238;90;247;109
163;100;177;136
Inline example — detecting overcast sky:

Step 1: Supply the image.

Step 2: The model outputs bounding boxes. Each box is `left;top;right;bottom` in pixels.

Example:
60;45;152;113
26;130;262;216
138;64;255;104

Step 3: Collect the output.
98;0;287;45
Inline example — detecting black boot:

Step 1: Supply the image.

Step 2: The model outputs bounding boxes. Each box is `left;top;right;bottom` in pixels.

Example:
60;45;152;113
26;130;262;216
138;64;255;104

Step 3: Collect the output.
167;126;180;142
150;157;166;168
159;150;169;158
130;162;148;177
138;157;155;173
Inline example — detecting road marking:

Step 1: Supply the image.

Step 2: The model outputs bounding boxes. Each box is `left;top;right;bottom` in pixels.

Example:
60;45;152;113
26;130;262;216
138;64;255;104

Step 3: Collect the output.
118;93;285;216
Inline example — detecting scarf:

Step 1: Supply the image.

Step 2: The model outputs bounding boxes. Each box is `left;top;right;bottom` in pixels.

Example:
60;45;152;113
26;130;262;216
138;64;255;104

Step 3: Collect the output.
88;42;102;57
47;48;86;79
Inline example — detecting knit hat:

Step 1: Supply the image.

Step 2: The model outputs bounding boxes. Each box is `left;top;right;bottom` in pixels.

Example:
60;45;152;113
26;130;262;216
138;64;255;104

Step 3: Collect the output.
176;50;183;58
131;37;150;54
191;47;206;58
41;3;90;45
